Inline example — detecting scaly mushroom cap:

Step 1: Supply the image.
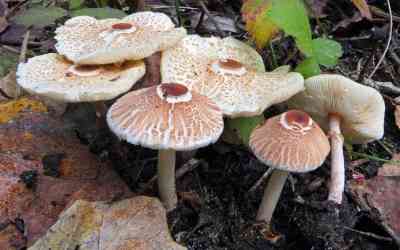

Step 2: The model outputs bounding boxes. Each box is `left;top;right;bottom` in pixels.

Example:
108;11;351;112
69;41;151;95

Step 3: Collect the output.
16;53;145;102
289;74;385;144
249;110;330;172
161;35;304;118
107;83;224;151
55;12;187;65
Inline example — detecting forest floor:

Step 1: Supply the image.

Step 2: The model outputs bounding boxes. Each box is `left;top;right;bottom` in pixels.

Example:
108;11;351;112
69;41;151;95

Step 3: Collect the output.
1;0;400;249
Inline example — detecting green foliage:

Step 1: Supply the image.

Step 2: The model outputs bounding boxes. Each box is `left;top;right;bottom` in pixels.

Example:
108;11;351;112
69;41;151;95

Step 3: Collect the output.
311;38;343;67
0;52;18;77
242;0;343;78
71;7;126;19
225;115;265;145
12;6;67;27
69;0;85;10
267;0;313;56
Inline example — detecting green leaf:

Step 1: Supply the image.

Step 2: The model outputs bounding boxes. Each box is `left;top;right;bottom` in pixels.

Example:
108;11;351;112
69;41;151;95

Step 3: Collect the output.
71;7;126;19
267;0;313;56
295;57;321;78
69;0;85;10
312;38;343;67
0;52;18;77
12;6;67;27
226;115;265;145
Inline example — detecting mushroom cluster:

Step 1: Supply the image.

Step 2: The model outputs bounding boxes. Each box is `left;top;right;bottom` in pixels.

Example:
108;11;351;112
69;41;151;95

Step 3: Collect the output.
14;9;385;237
16;11;186;118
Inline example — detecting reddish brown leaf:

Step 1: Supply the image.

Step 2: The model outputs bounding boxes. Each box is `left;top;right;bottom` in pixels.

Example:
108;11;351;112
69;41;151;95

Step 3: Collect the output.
351;0;372;20
350;177;400;239
379;153;400;177
395;106;400;130
0;0;8;33
0;111;132;249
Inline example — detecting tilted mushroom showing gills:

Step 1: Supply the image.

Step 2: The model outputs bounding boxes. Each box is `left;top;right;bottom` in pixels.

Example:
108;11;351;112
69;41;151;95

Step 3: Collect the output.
161;35;304;118
16;53;145;103
107;83;224;211
289;74;385;204
249;110;330;225
55;12;187;65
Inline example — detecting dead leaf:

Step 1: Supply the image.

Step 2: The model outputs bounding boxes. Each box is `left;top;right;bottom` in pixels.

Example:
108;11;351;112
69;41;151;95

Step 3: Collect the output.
351;0;372;20
0;69;17;100
0;97;47;123
350;176;400;240
241;0;279;49
0;0;8;33
0;111;132;249
305;0;329;18
379;153;400;176
30;197;186;250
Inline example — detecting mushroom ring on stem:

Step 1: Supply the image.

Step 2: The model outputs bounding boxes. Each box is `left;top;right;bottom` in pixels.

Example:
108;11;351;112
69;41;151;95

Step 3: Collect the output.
289;74;385;204
107;83;224;211
55;12;187;65
249;110;330;224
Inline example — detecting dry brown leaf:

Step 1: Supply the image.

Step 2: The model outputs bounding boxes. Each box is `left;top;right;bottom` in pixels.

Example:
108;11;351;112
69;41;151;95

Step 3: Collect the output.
0;0;8;33
0;111;132;249
351;0;372;20
0;69;18;99
379;153;400;176
350;176;400;240
30;197;186;250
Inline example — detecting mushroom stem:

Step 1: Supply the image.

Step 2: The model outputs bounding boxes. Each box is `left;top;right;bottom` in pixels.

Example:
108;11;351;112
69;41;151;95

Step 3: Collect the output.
143;52;161;87
94;101;108;129
158;149;177;211
328;114;345;204
256;169;288;223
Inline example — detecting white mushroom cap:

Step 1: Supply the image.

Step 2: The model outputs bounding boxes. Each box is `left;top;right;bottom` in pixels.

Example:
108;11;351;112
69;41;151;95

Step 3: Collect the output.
249;110;330;172
16;53;145;102
107;83;224;151
55;12;187;65
289;74;385;144
161;35;304;118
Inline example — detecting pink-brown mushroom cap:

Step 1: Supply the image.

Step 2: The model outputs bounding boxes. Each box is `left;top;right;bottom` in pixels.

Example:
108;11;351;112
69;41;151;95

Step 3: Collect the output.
249;110;330;173
107;83;224;151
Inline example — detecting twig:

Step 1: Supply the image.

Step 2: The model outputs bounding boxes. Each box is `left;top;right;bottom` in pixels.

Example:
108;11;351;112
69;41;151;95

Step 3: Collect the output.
343;226;393;242
15;29;30;99
368;0;393;79
248;168;273;193
175;0;182;26
198;1;224;36
363;78;400;95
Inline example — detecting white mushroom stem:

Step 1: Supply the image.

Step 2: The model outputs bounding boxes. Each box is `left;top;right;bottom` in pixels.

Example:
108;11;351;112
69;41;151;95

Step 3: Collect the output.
328;114;345;204
158;149;178;211
256;169;288;224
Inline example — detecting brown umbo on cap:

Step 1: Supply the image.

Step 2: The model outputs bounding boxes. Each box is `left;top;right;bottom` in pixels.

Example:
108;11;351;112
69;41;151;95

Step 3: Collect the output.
161;35;304;118
55;12;187;65
16;53;145;102
249;110;330;172
107;83;224;151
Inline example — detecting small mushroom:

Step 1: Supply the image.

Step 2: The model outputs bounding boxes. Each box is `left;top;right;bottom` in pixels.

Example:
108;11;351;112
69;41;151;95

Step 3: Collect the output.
161;35;304;118
55;12;187;65
16;53;145;121
107;83;224;210
289;74;385;204
249;110;330;225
